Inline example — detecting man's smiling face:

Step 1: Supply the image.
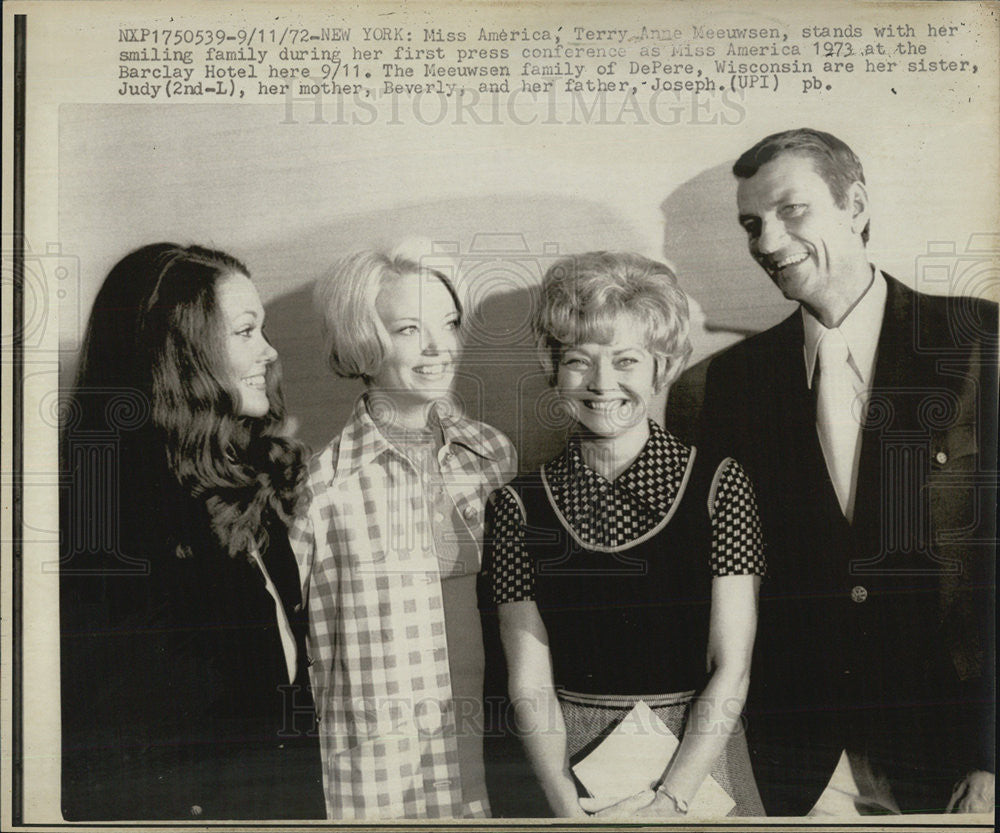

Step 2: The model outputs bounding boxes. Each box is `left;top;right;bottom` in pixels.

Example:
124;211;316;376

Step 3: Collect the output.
737;152;867;312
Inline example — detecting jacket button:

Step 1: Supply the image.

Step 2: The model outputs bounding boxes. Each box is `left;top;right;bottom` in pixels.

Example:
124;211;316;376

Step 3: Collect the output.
935;451;948;465
851;585;868;603
462;505;478;521
190;805;203;817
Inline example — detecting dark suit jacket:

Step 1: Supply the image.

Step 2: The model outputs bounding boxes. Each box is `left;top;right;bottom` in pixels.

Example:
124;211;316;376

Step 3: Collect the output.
60;431;324;820
697;275;996;814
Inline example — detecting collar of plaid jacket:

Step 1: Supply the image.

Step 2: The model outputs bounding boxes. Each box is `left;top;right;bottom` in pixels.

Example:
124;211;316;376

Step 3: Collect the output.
330;393;504;483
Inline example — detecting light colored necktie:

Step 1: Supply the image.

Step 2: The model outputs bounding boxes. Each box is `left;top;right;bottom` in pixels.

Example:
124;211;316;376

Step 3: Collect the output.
815;328;860;520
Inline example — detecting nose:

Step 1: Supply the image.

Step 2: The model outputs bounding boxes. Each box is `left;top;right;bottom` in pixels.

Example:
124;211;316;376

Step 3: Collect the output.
422;323;457;356
261;336;278;364
422;329;440;355
587;357;614;392
756;216;786;256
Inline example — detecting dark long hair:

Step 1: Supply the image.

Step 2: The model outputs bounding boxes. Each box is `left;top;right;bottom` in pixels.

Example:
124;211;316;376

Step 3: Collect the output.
68;243;306;559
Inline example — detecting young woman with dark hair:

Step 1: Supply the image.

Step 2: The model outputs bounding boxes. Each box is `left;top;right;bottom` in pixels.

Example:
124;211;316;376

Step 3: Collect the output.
60;243;324;820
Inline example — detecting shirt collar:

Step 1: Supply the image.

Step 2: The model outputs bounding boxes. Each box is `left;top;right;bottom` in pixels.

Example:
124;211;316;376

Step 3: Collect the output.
432;398;505;461
554;420;690;517
803;266;887;389
333;393;501;481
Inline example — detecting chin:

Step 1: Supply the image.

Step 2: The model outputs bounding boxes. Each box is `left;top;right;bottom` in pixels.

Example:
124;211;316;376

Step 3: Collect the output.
414;374;455;391
598;419;648;441
576;419;622;439
413;384;454;402
239;397;271;419
774;266;817;298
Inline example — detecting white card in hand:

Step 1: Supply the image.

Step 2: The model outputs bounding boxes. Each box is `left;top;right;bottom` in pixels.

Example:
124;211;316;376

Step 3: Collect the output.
571;700;736;817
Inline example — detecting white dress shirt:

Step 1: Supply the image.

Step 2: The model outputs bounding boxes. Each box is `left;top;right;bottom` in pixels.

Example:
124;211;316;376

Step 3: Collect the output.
802;268;887;522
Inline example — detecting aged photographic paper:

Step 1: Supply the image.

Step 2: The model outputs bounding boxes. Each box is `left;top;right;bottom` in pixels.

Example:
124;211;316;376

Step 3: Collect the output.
2;0;996;829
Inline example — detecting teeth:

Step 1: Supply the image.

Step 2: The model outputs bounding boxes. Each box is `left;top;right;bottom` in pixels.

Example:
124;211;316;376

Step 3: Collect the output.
243;375;266;389
776;252;809;269
584;400;627;411
414;364;449;376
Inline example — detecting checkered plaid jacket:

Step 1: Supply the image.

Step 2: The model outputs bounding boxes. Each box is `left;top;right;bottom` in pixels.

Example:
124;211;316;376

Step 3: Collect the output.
289;395;516;819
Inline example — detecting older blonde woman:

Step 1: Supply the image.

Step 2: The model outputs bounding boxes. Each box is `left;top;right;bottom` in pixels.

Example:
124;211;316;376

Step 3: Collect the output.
291;252;516;819
483;252;766;818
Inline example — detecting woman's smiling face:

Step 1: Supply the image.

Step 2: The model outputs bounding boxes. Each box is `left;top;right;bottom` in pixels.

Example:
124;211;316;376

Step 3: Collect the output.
368;272;462;412
216;271;277;418
556;314;657;441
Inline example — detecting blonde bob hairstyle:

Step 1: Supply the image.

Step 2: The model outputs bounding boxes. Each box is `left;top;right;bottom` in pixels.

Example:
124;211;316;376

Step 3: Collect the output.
534;251;692;391
315;250;463;382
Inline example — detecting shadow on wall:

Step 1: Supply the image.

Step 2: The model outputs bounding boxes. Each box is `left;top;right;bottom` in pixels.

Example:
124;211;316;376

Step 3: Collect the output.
262;193;647;470
659;162;797;442
660;161;796;338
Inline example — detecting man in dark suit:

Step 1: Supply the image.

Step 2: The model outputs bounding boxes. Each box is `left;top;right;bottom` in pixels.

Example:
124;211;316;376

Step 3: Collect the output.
696;128;995;815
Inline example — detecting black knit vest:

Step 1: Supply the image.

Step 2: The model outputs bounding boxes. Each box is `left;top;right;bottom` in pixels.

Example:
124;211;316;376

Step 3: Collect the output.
508;447;721;695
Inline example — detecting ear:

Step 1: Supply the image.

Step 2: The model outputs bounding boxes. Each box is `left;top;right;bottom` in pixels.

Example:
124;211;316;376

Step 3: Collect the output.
847;181;869;237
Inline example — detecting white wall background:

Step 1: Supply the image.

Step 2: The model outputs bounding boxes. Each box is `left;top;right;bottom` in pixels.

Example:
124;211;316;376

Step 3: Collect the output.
57;100;998;466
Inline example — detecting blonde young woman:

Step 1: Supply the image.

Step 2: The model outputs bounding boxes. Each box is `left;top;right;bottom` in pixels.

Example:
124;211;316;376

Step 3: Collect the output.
291;252;516;819
483;252;766;818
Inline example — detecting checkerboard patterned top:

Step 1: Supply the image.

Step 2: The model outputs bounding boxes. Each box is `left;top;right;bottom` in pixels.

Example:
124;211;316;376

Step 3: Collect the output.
289;395;516;819
487;421;764;605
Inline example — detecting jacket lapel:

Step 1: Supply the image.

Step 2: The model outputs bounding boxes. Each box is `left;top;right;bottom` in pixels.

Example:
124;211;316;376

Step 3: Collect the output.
852;275;943;553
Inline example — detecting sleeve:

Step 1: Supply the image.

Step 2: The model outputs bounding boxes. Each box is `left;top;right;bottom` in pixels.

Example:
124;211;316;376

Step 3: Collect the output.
494;426;519;483
287;496;316;609
483;424;519;489
482;486;534;605
698;348;748;467
708;457;766;577
287;449;338;691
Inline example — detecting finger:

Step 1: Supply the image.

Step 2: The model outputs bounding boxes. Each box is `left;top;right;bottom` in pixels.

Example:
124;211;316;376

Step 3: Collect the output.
946;781;966;813
957;796;978;814
958;786;994;814
593;789;656;817
580;792;648;815
578;796;619;814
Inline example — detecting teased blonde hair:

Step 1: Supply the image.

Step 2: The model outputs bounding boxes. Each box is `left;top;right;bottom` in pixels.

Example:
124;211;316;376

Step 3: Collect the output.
534;251;692;390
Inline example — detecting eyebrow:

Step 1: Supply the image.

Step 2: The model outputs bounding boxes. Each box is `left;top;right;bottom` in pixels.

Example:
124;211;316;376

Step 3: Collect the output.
563;345;644;355
748;184;802;210
388;312;459;324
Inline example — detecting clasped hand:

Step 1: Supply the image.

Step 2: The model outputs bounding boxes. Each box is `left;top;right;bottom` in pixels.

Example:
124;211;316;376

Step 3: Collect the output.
577;788;684;817
946;770;994;814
